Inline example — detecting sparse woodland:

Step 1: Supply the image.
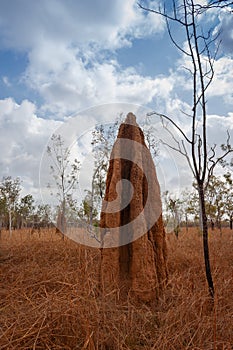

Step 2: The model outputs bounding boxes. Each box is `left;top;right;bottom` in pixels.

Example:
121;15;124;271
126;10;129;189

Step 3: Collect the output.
1;1;233;349
0;129;233;349
0;116;233;349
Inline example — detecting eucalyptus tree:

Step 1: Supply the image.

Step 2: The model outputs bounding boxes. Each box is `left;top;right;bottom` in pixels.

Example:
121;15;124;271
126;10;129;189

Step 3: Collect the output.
47;134;80;237
223;171;233;229
0;195;7;237
0;176;21;237
35;204;52;228
139;0;233;298
205;175;226;233
88;118;122;225
163;190;182;237
180;189;200;230
18;194;35;228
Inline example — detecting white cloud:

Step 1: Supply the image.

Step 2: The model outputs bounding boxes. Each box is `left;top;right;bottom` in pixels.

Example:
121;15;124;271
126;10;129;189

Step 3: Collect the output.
0;0;232;199
0;1;165;117
0;0;164;51
207;57;233;104
0;98;61;196
26;55;177;118
215;8;233;55
207;113;233;145
169;51;233;114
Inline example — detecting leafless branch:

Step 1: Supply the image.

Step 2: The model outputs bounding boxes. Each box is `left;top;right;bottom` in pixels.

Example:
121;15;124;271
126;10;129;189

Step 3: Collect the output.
147;111;192;144
166;18;192;56
206;131;233;187
138;3;193;26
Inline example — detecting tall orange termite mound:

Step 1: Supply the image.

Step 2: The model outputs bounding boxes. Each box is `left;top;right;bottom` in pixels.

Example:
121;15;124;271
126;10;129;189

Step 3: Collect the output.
100;113;168;304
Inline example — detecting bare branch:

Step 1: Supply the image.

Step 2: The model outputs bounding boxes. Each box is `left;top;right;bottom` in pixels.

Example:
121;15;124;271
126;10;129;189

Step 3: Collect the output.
195;0;233;13
206;131;233;188
147;111;192;144
166;18;192;56
138;3;193;26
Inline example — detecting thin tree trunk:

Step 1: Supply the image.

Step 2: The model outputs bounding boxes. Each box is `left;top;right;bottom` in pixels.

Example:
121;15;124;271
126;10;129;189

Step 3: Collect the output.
9;209;12;238
185;214;188;234
61;199;66;240
90;166;99;228
90;181;94;227
198;183;214;299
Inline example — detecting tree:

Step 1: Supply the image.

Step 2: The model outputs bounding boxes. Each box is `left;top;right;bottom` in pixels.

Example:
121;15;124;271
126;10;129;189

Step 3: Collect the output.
17;194;35;229
205;175;225;234
204;173;233;232
180;189;200;231
47;134;80;237
34;204;52;228
89;119;122;225
139;0;233;298
143;114;159;160
79;191;98;224
0;196;7;226
163;190;182;237
0;176;21;237
223;172;233;229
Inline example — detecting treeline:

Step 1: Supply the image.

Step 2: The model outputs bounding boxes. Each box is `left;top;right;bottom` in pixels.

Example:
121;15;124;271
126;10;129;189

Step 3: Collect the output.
163;172;233;235
1;171;232;236
1;124;232;236
0;177;53;235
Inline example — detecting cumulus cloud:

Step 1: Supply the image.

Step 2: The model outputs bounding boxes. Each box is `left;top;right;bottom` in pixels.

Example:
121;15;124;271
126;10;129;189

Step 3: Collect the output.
26;55;177;118
207;57;233;104
0;0;166;117
0;0;164;51
216;8;233;56
0;98;61;196
0;0;232;199
169;49;233;116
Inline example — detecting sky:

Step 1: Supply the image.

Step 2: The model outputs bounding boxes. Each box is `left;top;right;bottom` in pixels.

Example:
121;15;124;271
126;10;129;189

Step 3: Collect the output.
0;0;233;205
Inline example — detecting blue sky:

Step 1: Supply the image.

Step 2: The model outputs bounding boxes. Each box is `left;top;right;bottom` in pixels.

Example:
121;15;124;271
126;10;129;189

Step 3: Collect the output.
0;0;233;199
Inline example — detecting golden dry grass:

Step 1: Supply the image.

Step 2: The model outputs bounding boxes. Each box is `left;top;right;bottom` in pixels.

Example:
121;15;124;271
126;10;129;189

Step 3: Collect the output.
0;227;233;349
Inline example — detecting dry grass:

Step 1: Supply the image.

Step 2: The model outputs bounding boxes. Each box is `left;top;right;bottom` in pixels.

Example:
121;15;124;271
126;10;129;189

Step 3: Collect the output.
0;227;233;349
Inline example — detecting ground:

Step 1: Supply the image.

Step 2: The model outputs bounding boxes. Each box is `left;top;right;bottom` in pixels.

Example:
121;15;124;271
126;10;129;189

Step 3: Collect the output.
0;227;233;349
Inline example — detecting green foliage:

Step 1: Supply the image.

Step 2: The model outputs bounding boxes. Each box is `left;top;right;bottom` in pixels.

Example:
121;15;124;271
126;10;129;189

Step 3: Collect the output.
34;204;52;226
0;176;21;233
78;191;98;224
205;173;233;228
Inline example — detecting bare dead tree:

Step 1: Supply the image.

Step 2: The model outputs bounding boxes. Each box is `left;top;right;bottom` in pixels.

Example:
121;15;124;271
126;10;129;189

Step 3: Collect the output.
139;0;233;299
